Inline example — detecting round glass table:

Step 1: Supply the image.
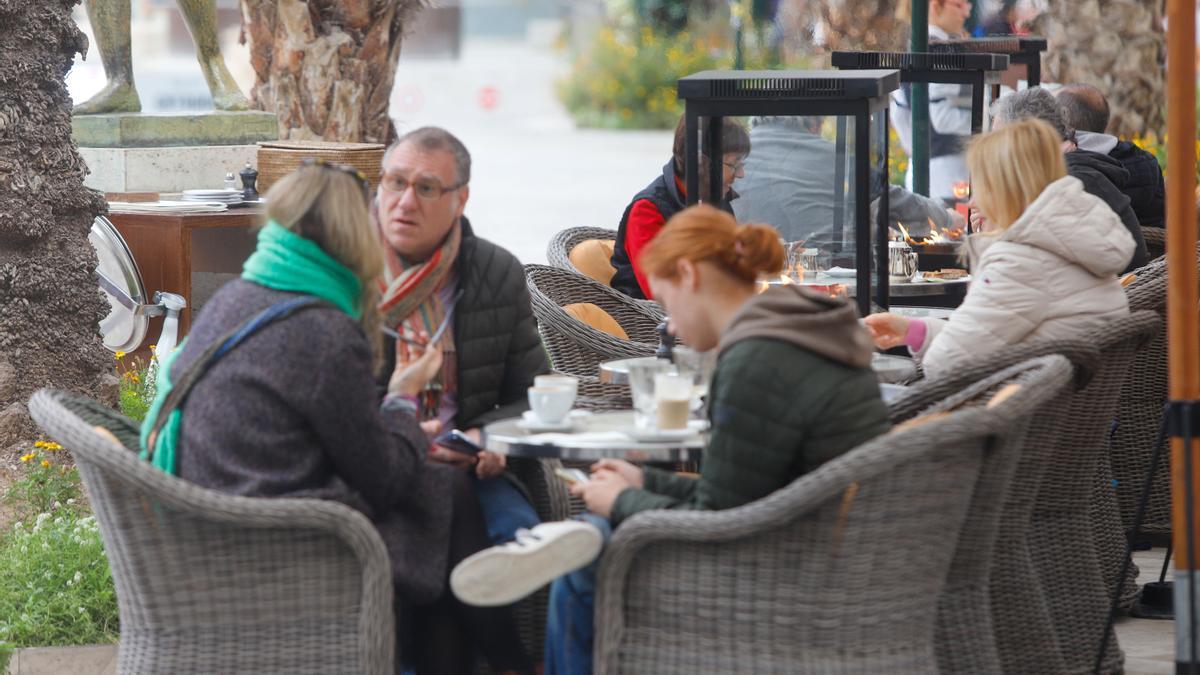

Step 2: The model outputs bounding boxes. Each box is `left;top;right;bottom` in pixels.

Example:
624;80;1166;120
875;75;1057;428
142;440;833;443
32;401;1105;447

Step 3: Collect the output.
483;411;705;462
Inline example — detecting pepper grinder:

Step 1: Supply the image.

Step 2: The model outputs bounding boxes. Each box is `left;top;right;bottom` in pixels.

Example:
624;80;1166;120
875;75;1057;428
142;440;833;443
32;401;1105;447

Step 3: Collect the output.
655;320;675;363
240;162;260;202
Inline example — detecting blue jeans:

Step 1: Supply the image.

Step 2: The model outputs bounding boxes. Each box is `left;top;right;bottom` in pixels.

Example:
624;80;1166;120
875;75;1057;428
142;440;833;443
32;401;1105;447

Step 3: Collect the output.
473;474;540;544
544;513;613;675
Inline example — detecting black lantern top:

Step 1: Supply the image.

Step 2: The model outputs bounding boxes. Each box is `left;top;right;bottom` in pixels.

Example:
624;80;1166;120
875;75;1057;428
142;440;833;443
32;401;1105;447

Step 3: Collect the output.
830;51;1010;81
929;36;1048;87
929;36;1047;56
677;69;900;102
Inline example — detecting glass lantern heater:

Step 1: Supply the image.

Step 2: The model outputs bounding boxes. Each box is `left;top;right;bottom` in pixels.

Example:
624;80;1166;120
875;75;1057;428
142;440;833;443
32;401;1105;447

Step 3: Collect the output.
676;70;900;316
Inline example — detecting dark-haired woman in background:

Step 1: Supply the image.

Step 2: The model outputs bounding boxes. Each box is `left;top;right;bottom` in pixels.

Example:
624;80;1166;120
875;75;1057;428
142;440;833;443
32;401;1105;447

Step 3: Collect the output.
609;115;751;300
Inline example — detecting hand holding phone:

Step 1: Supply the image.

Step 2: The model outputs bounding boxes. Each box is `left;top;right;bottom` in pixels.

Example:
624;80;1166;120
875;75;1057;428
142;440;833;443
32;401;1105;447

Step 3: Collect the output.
434;429;483;456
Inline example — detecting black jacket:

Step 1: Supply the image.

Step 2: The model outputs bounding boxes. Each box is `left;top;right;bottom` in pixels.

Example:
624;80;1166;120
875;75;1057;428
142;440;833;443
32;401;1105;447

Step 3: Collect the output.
1065;150;1149;273
378;217;550;429
1110;140;1165;229
611;161;735;299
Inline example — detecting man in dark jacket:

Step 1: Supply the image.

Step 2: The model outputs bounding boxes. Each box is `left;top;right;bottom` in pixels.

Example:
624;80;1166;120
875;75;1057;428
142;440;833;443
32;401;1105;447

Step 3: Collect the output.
375;127;550;540
1056;83;1165;228
992;87;1148;272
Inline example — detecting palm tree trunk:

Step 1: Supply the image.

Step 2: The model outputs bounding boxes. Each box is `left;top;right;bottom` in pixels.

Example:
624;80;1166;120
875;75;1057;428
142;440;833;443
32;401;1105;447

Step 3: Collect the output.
0;0;112;448
1030;0;1166;137
239;0;425;144
818;0;907;52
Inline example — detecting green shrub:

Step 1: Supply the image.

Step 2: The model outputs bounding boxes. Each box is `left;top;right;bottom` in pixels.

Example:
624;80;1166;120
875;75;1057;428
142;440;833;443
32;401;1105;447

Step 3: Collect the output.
0;504;119;651
558;21;804;130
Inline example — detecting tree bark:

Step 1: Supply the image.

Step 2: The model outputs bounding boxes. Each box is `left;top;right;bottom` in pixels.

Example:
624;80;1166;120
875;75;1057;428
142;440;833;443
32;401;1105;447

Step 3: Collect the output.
818;0;907;52
1029;0;1166;137
239;0;425;144
0;0;112;449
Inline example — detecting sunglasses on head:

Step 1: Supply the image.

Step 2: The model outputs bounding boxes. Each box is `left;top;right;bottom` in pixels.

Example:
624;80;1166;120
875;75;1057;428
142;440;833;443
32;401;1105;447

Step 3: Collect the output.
301;157;372;198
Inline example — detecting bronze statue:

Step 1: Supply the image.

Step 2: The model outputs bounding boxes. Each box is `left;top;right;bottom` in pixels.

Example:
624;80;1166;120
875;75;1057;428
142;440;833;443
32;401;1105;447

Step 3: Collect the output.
74;0;249;114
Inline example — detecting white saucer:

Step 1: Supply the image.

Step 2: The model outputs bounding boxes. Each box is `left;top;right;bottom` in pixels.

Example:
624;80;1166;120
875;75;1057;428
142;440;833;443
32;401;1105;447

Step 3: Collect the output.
518;411;576;432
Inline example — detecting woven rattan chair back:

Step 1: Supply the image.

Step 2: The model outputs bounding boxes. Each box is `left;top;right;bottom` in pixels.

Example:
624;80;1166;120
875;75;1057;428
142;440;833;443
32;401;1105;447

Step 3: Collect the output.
1111;271;1171;535
1141;227;1165;260
896;356;1075;674
547;227;617;279
29;389;395;675
592;394;1029;673
1030;312;1159;672
525;264;665;409
891;335;1101;674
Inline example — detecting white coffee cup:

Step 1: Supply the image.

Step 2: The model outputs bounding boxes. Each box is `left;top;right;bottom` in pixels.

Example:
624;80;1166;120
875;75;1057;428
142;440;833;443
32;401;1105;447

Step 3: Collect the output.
535;374;578;398
528;385;575;424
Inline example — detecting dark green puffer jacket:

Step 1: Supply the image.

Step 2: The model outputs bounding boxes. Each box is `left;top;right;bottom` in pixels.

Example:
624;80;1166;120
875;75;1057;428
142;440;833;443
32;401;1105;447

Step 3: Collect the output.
610;285;891;525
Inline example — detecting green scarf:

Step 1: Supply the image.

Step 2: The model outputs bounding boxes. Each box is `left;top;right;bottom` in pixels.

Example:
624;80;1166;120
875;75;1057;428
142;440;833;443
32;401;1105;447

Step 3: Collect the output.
139;220;364;474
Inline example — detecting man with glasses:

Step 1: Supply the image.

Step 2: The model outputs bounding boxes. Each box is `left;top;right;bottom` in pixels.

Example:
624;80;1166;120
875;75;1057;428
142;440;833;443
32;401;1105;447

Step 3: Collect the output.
375;126;548;550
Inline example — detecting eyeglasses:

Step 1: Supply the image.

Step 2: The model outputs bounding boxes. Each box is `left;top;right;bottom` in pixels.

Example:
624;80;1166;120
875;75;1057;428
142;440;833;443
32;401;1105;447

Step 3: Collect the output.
722;159;746;173
379;171;466;200
301;158;371;197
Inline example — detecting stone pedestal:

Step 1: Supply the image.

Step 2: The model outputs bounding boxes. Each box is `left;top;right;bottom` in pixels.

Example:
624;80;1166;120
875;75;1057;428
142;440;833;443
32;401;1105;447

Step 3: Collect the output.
73;111;279;193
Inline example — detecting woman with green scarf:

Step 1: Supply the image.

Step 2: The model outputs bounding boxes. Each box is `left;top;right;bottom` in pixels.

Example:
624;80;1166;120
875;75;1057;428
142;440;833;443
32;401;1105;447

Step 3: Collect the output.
141;164;535;674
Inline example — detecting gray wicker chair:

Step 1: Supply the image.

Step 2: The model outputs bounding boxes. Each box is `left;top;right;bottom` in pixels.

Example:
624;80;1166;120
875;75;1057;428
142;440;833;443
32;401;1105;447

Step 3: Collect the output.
1141;226;1165;260
547;226;618;278
1111;269;1172;536
547;227;665;316
894;356;1075;674
525;264;663;409
591;390;1029;673
892;310;1160;674
28;388;395;674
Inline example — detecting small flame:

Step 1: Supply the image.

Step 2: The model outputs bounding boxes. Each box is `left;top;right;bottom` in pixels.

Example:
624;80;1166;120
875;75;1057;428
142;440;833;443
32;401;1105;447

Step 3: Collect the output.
952;181;971;200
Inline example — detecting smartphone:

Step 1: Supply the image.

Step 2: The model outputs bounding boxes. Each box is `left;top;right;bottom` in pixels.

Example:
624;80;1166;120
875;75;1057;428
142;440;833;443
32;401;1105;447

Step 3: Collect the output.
434;429;483;456
554;467;590;485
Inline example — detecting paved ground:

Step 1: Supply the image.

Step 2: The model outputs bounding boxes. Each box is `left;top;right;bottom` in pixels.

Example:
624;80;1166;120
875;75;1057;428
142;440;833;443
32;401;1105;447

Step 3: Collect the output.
1119;546;1175;674
389;40;672;266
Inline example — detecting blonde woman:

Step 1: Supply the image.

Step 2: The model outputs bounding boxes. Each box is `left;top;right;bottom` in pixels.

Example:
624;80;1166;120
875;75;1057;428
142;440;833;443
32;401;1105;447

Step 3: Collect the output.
865;119;1135;379
141;163;534;674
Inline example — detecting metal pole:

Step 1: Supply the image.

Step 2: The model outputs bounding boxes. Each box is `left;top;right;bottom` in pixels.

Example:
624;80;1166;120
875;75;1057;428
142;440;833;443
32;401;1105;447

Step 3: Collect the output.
1167;0;1200;671
910;0;930;197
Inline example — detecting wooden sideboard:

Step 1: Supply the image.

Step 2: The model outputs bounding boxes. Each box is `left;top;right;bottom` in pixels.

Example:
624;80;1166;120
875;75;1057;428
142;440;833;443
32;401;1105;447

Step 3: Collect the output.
107;206;265;359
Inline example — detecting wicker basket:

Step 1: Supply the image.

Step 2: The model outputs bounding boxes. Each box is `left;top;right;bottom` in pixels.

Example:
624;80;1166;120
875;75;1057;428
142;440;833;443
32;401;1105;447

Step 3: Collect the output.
256;140;386;194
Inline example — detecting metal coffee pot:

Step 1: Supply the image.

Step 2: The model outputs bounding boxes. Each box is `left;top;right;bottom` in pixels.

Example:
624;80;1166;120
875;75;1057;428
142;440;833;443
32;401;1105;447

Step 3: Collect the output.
888;240;918;283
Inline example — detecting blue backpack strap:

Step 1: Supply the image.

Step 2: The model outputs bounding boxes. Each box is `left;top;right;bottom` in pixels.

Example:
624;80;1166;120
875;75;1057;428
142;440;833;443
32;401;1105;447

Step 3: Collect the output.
145;296;332;458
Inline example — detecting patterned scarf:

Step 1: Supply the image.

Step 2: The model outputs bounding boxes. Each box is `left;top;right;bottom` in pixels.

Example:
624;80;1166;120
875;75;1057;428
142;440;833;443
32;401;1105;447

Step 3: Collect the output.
378;221;462;419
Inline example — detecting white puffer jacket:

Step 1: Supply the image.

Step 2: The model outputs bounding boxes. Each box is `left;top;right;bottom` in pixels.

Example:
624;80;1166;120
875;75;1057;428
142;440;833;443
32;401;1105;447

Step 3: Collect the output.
915;175;1134;379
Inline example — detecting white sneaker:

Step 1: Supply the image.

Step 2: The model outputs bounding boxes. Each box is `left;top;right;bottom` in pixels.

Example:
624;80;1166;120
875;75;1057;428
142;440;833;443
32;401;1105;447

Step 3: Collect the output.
450;521;604;607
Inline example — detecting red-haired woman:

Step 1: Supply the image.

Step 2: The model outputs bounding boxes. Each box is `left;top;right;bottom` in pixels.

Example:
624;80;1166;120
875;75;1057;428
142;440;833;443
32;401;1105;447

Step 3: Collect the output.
453;205;890;674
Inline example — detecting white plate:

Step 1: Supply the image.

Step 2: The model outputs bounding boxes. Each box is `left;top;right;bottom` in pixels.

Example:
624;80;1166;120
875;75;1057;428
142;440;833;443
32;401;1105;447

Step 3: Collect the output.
915;272;972;283
518;411;576;432
620;419;708;442
824;266;857;278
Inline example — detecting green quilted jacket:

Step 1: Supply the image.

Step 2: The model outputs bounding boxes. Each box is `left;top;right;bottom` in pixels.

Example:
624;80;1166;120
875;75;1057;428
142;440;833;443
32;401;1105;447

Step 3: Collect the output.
610;286;891;525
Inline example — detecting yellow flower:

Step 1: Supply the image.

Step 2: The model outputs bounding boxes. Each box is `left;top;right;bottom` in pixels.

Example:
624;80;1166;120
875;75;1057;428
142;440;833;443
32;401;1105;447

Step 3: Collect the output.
40;460;50;468
149;344;157;352
34;440;47;448
114;351;126;360
20;453;34;462
44;441;62;451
